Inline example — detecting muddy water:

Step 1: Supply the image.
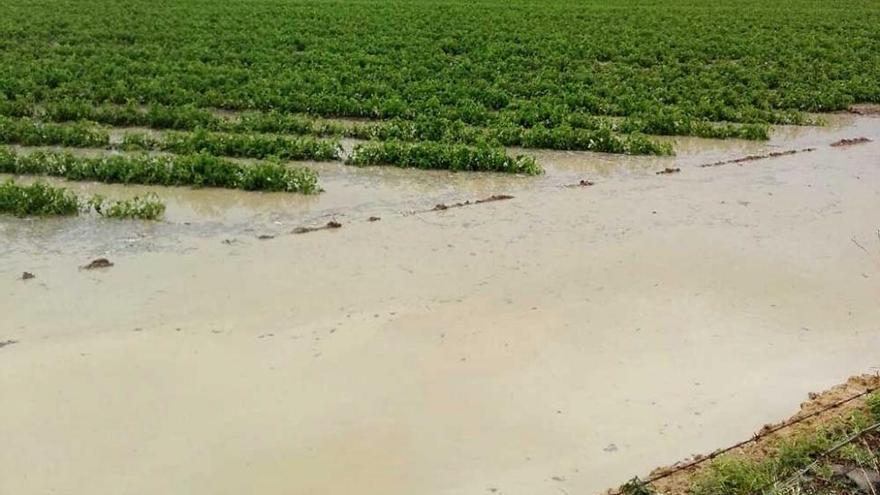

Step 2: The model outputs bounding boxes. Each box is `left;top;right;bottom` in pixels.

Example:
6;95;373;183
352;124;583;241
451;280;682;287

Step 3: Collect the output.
2;118;880;495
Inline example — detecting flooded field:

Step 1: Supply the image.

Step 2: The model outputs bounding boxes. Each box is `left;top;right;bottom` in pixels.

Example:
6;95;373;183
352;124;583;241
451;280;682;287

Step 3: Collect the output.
2;116;880;495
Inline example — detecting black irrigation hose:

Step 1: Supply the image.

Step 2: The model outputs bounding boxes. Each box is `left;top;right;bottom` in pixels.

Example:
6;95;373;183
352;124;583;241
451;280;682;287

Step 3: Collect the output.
611;377;880;495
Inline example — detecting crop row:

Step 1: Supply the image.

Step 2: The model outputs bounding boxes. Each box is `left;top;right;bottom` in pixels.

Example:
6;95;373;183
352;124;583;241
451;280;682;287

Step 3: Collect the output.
351;119;675;155
0;99;769;147
0;179;165;219
0;104;681;156
347;141;542;175
120;130;341;162
0;116;109;148
0;116;341;162
0;117;551;174
0;147;320;193
3;0;876;137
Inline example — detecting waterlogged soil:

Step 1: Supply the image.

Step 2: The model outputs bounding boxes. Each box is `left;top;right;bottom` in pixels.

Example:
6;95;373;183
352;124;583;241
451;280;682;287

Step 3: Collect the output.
2;115;880;495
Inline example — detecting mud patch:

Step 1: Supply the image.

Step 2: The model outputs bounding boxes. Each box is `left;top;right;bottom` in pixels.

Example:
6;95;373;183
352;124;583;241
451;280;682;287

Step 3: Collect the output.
292;220;342;234
848;104;880;116
698;148;816;168
81;258;114;270
830;137;872;147
430;194;514;212
564;179;595;188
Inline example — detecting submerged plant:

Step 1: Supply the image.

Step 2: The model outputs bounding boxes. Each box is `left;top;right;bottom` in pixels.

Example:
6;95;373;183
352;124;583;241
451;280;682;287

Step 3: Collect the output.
0;179;80;216
89;193;166;220
346;141;543;175
0;146;320;194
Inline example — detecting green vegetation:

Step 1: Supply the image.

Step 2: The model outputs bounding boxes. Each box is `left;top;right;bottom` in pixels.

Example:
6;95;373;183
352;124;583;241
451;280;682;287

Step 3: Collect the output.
88;193;166;220
121;129;341;161
0;147;319;193
0;0;875;184
1;0;877;165
0;179;167;219
0;103;677;155
623;390;880;495
0;116;109;148
691;402;880;495
350;117;675;154
0;179;80;216
347;141;542;175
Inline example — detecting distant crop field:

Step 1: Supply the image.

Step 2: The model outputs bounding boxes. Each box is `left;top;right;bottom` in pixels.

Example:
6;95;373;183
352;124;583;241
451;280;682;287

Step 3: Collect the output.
0;0;878;174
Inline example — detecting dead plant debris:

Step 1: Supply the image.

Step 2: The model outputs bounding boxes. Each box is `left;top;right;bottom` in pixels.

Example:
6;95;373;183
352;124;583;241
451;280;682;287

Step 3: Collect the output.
565;179;595;187
431;194;514;212
292;220;342;234
830;137;872;147
81;258;113;270
699;148;816;168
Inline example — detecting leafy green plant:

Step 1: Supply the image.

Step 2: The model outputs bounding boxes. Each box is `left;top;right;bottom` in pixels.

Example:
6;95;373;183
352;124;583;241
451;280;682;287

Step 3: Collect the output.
0;179;80;216
89;193;166;220
158;129;340;161
346;141;543;175
619;477;655;495
0;116;109;148
0;147;320;193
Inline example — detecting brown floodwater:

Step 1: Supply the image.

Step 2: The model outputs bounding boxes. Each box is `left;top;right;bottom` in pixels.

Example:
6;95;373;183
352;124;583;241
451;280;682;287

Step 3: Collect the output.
1;117;879;495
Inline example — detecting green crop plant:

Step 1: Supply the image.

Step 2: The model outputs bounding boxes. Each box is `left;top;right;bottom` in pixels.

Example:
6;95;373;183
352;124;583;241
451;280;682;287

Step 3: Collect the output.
0;117;109;148
138;129;341;162
0;147;319;193
346;141;542;175
1;0;876;160
0;179;80;216
88;193;166;220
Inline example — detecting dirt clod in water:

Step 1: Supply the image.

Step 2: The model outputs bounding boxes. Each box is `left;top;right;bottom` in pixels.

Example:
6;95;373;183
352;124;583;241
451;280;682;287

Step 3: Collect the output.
257;234;275;240
565;179;595;188
430;194;514;213
0;339;19;349
477;194;514;203
848;104;880;116
830;137;872;147
292;221;343;234
21;272;35;280
656;167;681;175
699;148;816;168
368;216;381;222
81;258;114;270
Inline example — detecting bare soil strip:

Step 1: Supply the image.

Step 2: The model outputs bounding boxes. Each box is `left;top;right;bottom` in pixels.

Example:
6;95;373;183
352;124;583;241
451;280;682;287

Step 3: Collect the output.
698;148;817;168
292;220;343;234
430;194;514;212
830;137;873;147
